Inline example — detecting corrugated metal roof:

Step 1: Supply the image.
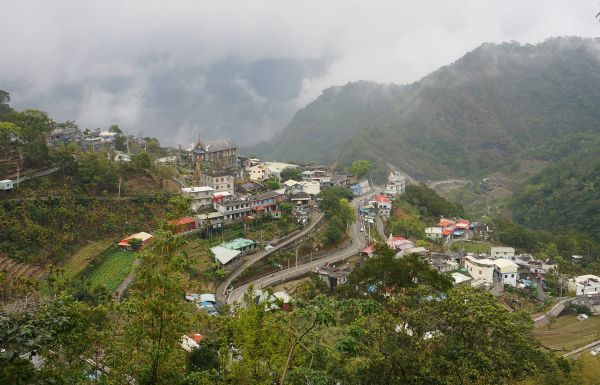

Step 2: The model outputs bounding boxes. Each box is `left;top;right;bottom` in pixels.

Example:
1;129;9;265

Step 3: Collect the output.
211;246;241;264
220;238;256;250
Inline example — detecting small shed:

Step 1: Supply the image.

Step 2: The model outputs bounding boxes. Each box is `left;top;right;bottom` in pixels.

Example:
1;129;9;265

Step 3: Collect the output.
118;232;154;251
211;246;241;265
0;179;14;191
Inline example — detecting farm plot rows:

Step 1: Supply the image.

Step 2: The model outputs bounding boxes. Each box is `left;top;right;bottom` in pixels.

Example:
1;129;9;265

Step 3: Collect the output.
0;255;46;284
62;239;114;279
532;315;600;353
86;250;137;292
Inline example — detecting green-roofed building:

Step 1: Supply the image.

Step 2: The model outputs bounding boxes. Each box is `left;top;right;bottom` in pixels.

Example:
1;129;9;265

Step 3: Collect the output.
220;238;257;253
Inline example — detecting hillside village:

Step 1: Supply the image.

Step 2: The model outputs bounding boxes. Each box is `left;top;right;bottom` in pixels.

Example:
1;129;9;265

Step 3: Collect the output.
2;102;600;381
4;127;599;317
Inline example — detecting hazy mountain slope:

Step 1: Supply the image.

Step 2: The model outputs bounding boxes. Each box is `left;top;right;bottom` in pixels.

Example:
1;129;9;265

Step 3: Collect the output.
510;134;600;242
249;81;408;164
250;37;600;180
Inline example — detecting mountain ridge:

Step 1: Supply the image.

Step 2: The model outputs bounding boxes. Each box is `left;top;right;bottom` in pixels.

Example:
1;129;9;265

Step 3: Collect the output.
248;37;600;181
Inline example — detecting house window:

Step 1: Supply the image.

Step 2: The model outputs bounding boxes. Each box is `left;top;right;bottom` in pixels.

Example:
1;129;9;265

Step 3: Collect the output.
478;270;481;275
511;274;514;278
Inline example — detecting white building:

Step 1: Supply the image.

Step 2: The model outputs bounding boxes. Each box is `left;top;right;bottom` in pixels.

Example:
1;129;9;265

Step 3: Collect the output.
491;247;515;260
198;172;234;195
114;152;131;162
263;161;298;180
301;181;320;196
371;195;392;217
384;171;406;196
425;227;443;240
464;256;495;284
182;186;215;211
247;164;271;181
0;179;14;191
568;275;600;296
493;258;518;287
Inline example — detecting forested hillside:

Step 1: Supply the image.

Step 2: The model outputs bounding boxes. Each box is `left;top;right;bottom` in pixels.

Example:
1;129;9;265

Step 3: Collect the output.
511;136;600;242
251;37;600;181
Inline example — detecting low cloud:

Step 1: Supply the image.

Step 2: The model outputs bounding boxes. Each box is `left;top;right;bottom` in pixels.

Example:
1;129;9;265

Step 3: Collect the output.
0;0;598;146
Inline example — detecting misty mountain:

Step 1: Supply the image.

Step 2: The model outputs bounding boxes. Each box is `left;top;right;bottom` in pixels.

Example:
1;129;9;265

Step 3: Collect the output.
4;57;327;147
249;37;600;181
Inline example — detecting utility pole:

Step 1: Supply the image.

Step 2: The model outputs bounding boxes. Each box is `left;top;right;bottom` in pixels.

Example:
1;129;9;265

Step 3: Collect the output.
16;165;20;189
118;177;122;198
295;248;298;268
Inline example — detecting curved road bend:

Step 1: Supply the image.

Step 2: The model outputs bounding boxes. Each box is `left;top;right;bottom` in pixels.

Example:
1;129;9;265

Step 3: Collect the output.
226;200;367;305
215;210;324;304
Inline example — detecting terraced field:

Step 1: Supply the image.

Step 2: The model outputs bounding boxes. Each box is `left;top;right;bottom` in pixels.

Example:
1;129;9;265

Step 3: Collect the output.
0;255;46;285
62;239;114;279
179;239;215;292
532;315;600;353
87;250;136;292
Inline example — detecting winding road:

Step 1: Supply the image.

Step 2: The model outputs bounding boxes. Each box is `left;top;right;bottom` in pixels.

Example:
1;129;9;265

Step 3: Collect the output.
215;209;324;304
223;198;368;305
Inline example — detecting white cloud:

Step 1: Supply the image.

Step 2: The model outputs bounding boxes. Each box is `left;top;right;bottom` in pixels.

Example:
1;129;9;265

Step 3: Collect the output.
0;0;598;144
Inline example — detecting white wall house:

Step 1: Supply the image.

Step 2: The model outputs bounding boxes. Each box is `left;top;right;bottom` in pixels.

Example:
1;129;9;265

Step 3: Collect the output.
0;179;14;191
199;173;234;195
464;256;494;284
425;227;443;240
493;258;518;287
384;171;406;196
182;186;215;211
568;275;600;296
247;164;270;181
491;247;515;260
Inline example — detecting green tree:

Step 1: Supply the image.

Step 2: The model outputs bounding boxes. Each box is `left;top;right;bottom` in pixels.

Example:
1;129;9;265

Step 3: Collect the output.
280;167;301;181
132;152;152;170
347;245;452;298
76;151;118;195
113;134;128;152
390;215;425;239
109;124;122;134
350;159;371;178
0;89;12;114
264;177;280;190
2;110;54;167
166;195;193;219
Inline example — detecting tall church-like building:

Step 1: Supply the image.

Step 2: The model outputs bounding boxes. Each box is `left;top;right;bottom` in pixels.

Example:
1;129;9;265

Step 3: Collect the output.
192;139;238;195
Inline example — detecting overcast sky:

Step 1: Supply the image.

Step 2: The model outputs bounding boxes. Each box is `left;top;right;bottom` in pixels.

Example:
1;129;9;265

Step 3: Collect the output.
1;1;598;146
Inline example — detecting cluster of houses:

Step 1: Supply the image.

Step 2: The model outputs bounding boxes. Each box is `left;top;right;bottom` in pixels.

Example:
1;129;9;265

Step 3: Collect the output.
569;275;600;315
425;218;492;240
47;126;126;151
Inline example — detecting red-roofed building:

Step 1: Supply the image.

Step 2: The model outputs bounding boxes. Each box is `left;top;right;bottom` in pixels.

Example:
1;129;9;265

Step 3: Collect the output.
361;244;375;256
441;228;454;237
386;234;415;251
181;333;203;352
371;195;392;217
168;217;198;234
455;219;470;230
438;218;455;227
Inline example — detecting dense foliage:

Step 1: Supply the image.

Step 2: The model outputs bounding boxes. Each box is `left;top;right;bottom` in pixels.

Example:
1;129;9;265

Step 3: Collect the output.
0;195;169;263
401;184;464;220
318;187;356;244
2;241;584;385
511;150;600;242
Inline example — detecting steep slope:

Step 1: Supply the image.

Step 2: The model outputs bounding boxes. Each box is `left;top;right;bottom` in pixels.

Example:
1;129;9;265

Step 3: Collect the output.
250;37;600;180
249;81;408;164
510;134;600;242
